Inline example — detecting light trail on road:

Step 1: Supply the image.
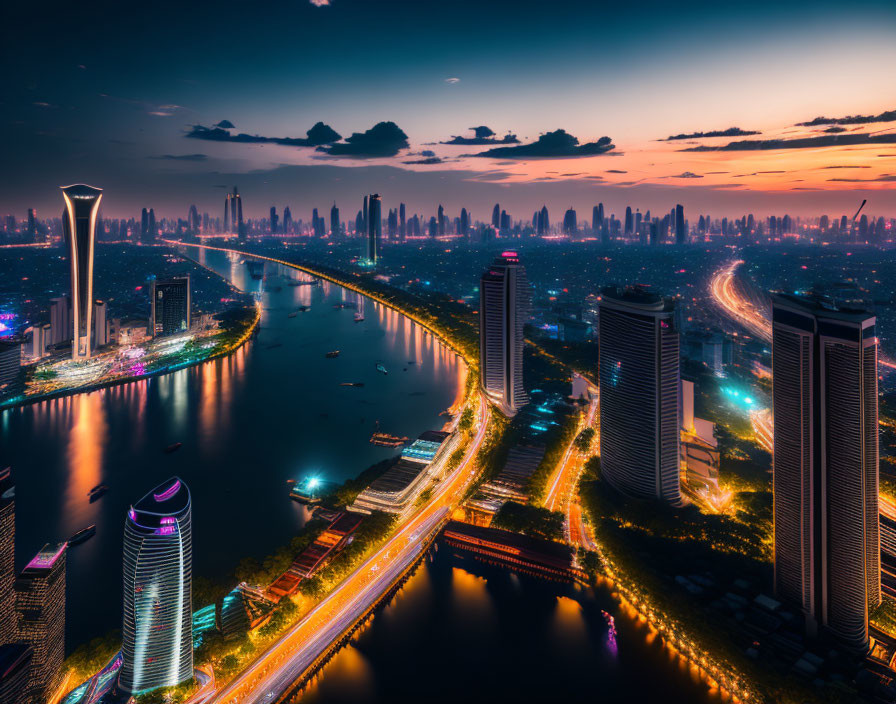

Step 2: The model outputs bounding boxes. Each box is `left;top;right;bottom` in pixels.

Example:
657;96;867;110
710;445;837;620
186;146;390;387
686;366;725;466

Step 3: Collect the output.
164;242;493;704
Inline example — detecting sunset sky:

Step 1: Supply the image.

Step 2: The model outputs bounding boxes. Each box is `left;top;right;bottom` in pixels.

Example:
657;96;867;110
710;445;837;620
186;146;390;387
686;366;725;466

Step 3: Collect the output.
4;0;896;219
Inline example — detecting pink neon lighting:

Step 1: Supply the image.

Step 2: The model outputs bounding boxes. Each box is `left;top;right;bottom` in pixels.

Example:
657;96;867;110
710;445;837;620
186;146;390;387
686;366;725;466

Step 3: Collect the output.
153;480;181;502
501;251;518;258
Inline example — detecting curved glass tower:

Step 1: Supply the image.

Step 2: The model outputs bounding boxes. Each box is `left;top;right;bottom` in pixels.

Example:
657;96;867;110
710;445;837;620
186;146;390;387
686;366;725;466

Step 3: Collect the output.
61;184;102;359
120;478;193;694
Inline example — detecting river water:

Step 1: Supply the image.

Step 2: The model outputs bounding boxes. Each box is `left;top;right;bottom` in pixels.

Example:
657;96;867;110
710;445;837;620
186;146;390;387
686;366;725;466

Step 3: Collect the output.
0;248;464;649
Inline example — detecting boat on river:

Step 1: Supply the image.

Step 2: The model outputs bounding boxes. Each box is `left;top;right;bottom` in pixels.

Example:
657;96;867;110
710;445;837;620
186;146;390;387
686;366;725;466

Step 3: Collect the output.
325;350;340;358
164;442;182;454
68;525;96;546
375;362;388;375
340;382;364;387
88;484;108;502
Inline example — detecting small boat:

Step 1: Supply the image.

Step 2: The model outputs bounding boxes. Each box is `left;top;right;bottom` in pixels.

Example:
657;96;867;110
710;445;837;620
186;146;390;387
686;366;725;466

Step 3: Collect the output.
287;312;298;318
370;422;408;447
88;484;109;502
68;525;96;546
340;382;365;387
298;305;310;312
286;478;297;485
354;313;365;323
164;442;183;454
325;350;340;358
375;363;388;375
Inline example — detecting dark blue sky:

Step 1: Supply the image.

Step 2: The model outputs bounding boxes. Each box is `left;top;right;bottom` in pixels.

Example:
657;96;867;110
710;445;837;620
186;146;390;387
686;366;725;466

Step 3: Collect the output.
4;0;896;218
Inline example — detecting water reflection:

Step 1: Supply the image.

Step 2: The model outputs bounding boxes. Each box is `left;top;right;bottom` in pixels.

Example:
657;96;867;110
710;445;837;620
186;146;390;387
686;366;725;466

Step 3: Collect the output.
64;393;106;536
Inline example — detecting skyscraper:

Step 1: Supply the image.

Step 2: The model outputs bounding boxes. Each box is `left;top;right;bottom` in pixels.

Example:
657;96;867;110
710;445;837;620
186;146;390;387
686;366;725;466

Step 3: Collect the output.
563;208;577;236
141;208;150;241
675;204;686;245
459;207;469;238
399;203;406;241
152;277;191;337
624;206;633;236
270;206;279;234
223;194;231;233
491;203;500;229
367;194;382;263
599;286;681;504
479;252;529;417
537;206;549;236
49;297;71;346
61;184;102;359
93;300;107;347
0;643;33;704
330;203;339;237
0;468;14;645
121;478;193;694
14;543;66;703
772;294;880;652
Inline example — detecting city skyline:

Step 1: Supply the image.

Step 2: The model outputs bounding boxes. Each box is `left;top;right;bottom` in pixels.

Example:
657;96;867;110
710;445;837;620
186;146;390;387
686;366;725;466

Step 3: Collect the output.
3;0;896;217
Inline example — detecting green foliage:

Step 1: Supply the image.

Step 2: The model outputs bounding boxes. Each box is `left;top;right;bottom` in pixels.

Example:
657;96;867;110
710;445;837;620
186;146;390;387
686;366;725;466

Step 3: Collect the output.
322;457;397;507
62;630;121;685
583;455;601;481
574;427;595;453
134;677;199;704
458;407;474;432
525;409;578;503
492;501;565;541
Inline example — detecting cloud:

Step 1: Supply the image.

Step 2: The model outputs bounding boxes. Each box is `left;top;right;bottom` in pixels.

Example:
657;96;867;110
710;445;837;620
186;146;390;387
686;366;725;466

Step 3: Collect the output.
680;132;896;152
150;153;208;161
419;150;436;157
215;120;235;129
186;121;342;147
797;108;896;127
827;174;896;183
441;125;520;146
821;126;847;134
403;156;444;165
606;169;627;174
317;121;409;158
673;171;703;178
444;77;460;84
821;165;870;169
662;127;760;141
469;129;614;159
309;0;330;6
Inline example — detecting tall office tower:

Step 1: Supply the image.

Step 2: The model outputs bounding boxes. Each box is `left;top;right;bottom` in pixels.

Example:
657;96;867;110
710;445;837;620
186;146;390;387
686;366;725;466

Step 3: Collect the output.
500;210;511;232
538;205;549;236
188;205;199;233
152;277;191;337
491;204;500;229
270;206;279;234
26;209;36;241
399;203;406;241
148;208;156;239
772;294;880;652
437;204;445;236
649;219;660;246
121;478;193;694
592;204;603;234
141;208;149;241
0;468;14;645
230;188;237;229
93;300;107;347
14;543;66;703
224;194;231;233
61;184;102;359
563;208;577;236
49;296;71;345
675;204;685;244
283;206;293;235
428;216;437;238
366;194;382;263
0;643;33;704
386;209;397;238
361;196;368;235
479;252;529;417
624;206;633;236
459;207;469;238
235;190;243;237
635;209;642;238
599;286;681;504
330;203;339;237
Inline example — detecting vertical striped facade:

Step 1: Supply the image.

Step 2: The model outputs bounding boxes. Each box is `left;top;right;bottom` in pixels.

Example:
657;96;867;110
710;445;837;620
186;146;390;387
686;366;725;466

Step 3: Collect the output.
598;287;681;504
0;469;14;646
479;252;529;417
61;184;102;360
772;294;879;652
121;478;193;694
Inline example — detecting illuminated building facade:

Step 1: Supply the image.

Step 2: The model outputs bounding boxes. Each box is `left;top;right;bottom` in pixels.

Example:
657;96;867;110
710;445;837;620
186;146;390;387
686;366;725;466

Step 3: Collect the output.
772;294;880;652
0;468;14;645
14;543;66;703
120;477;193;694
599;286;681;504
479;251;529;417
151;276;191;337
0;643;32;704
61;184;102;359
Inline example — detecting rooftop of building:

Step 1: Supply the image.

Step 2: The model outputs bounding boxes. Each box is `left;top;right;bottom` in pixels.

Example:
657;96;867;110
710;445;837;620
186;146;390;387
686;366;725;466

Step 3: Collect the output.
772;291;874;322
131;476;191;519
22;542;66;573
600;284;675;312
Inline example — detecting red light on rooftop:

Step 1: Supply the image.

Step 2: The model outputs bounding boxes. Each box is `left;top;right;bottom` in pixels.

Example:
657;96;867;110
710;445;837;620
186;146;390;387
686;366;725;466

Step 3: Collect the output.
500;251;518;258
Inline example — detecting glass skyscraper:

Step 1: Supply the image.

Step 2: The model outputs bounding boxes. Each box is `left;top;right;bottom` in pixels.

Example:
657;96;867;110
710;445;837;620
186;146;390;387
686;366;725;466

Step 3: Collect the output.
367;194;382;263
0;468;14;646
151;276;191;337
479;252;529;417
61;184;102;359
120;477;193;694
598;286;681;504
772;293;880;652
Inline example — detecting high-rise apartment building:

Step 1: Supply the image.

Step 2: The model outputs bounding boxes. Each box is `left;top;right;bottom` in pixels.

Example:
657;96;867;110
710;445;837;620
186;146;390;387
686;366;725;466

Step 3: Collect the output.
598;286;681;504
14;543;66;703
479;252;529;417
772;293;880;652
0;468;14;645
151;277;191;337
366;194;382;263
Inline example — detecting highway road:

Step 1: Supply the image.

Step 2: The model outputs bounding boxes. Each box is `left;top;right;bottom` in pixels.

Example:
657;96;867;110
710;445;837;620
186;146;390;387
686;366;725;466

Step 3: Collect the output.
709;259;772;342
542;394;598;550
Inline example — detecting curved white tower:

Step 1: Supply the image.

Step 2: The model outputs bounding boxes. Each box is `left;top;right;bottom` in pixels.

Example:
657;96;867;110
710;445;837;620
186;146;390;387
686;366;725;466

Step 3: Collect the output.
61;184;102;359
120;477;193;694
